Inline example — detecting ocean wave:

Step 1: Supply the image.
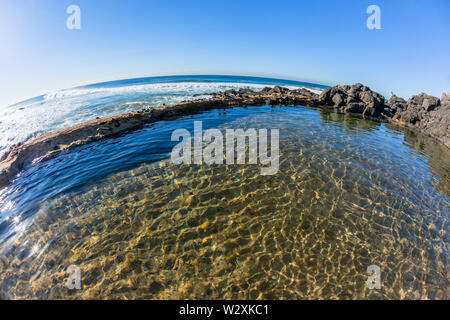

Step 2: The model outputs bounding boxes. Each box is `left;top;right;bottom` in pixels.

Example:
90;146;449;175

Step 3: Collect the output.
42;81;312;100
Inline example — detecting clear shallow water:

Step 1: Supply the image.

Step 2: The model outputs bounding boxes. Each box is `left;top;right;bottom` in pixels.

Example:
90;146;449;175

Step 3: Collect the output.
0;104;448;299
0;75;325;159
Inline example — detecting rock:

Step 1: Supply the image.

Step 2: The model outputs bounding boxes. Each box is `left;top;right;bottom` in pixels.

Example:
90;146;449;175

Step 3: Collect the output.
260;87;272;94
224;89;237;96
386;95;406;116
363;106;377;117
344;103;365;114
97;126;113;134
291;88;318;98
238;88;256;96
423;98;438;111
319;83;385;117
394;93;440;124
108;119;121;128
401;110;418;124
388;92;449;148
272;86;282;93
0;84;448;190
410;93;440;111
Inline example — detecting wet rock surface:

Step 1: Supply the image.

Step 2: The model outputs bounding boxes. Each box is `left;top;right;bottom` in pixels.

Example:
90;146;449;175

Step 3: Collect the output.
0;84;448;189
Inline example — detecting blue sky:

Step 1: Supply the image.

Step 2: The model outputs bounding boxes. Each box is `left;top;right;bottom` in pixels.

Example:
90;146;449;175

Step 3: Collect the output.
0;0;449;107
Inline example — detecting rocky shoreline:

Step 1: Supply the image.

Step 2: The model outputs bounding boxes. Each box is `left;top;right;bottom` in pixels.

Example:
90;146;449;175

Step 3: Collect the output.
0;83;448;189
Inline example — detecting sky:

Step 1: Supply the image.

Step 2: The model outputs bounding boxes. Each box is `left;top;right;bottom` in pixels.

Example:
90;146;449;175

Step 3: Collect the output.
0;0;449;108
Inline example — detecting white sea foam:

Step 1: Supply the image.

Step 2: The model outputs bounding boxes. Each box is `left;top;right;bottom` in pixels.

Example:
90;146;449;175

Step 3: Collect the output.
43;82;311;100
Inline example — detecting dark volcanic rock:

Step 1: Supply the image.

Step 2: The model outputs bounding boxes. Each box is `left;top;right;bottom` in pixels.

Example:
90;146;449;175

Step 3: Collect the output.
211;86;319;108
386;94;406;118
387;92;449;148
291;88;319;98
319;83;386;118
